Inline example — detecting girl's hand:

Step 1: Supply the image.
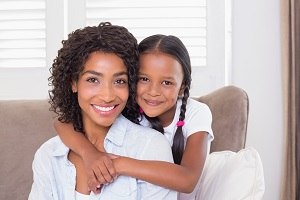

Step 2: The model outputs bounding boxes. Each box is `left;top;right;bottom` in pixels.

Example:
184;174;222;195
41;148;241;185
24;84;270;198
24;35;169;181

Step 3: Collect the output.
83;149;117;194
108;153;119;159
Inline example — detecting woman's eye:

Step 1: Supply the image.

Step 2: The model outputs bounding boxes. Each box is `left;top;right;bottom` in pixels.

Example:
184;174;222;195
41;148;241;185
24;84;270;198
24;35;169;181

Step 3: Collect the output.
87;78;98;83
115;79;127;84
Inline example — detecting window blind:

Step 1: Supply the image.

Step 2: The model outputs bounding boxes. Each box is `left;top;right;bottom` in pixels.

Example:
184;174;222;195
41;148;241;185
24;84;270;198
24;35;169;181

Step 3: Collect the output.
0;0;46;68
86;0;207;67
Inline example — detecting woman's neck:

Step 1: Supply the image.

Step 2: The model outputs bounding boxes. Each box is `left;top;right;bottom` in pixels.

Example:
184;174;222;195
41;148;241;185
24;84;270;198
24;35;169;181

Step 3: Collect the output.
83;119;110;152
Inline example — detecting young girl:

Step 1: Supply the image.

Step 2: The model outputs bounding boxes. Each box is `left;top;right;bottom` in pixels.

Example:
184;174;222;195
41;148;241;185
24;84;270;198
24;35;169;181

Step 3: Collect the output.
55;34;214;200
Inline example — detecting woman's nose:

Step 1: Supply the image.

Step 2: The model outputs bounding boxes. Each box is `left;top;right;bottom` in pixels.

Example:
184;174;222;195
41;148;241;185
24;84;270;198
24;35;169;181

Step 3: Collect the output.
98;85;116;102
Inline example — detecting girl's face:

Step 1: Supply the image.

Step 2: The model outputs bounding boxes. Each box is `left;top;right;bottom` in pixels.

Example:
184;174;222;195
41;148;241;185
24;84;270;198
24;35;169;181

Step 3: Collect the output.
137;52;185;126
72;52;129;132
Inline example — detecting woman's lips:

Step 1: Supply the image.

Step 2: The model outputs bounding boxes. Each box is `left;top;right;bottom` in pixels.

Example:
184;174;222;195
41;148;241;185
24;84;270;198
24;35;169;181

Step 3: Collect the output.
92;104;118;116
92;104;115;112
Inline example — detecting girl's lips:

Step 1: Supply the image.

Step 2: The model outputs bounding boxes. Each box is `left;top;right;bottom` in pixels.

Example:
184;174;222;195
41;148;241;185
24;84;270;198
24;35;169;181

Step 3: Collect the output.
144;99;162;106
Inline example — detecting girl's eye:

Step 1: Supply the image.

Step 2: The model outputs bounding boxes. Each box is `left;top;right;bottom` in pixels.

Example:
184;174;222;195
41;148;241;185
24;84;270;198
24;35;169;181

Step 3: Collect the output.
115;79;127;84
162;81;172;85
87;77;99;83
139;77;149;82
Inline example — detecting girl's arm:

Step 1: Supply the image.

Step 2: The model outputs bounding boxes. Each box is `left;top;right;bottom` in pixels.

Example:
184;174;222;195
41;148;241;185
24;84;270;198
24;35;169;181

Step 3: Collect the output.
54;118;117;192
113;131;208;193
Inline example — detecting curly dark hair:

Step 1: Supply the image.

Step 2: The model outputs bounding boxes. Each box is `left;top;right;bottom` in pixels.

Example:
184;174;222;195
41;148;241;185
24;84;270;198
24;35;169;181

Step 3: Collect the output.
138;34;192;164
48;22;140;133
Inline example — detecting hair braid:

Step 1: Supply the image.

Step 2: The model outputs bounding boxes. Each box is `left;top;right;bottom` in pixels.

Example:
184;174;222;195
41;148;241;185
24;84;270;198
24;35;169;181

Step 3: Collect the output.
172;87;190;164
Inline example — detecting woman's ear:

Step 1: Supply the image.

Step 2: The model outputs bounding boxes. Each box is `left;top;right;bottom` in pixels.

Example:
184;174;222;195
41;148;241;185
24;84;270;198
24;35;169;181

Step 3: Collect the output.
71;81;77;93
179;84;185;96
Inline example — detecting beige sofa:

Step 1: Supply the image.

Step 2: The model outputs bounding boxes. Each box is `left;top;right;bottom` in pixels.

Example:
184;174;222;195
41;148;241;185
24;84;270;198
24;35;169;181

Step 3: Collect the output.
0;85;251;200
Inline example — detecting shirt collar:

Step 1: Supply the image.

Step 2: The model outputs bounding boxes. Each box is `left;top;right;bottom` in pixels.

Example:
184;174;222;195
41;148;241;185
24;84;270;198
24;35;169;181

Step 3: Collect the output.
105;114;129;147
51;136;70;157
52;114;129;157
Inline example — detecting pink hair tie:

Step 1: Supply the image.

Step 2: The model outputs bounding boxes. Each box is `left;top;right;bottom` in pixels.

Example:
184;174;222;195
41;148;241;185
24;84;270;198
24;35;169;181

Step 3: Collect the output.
139;107;144;114
176;120;185;127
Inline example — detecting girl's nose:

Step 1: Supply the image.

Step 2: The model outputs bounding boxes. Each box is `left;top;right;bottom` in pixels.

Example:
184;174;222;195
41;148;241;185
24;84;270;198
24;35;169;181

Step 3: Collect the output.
147;82;160;97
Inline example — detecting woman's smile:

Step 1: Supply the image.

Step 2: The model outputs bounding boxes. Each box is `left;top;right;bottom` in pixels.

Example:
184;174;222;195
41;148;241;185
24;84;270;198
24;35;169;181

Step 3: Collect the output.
91;104;119;116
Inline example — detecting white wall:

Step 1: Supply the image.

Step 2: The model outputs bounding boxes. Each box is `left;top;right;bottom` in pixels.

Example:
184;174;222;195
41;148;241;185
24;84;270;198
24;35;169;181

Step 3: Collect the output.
231;0;283;200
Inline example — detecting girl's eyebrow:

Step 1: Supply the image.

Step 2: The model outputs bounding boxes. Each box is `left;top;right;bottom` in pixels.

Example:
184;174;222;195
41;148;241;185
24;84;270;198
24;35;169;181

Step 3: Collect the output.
82;70;128;77
139;72;175;80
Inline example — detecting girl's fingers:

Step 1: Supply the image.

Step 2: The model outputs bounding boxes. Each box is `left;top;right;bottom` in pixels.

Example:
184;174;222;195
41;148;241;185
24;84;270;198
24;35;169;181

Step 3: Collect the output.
103;159;117;179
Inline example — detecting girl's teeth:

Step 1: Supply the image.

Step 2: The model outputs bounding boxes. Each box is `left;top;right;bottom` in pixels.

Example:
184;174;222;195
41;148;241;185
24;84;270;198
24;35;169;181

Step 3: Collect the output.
93;105;114;111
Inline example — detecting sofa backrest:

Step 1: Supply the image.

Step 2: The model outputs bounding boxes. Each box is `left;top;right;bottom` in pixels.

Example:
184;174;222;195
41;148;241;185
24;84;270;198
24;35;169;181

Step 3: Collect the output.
195;85;249;153
0;85;249;199
0;100;56;200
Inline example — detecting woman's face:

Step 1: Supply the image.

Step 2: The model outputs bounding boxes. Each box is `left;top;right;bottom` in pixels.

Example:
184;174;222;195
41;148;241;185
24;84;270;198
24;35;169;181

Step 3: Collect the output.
136;52;185;126
72;52;129;131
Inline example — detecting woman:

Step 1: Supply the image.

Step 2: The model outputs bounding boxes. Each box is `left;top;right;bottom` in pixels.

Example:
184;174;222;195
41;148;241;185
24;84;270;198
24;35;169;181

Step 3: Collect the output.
28;22;176;200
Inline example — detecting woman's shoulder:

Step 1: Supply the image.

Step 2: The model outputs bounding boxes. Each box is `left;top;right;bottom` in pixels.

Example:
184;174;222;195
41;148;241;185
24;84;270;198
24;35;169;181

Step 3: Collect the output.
118;115;168;142
129;120;165;138
35;135;68;158
118;115;173;161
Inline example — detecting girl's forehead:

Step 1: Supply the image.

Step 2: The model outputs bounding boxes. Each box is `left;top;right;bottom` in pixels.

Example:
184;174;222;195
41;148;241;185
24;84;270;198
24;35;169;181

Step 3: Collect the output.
139;53;182;71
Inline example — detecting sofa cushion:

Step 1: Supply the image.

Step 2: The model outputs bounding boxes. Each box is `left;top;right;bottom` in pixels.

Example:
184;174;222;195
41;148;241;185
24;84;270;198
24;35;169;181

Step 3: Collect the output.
196;147;265;200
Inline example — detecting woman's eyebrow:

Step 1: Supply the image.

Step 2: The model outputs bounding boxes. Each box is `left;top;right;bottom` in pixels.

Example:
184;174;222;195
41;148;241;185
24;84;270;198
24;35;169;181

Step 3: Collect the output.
82;70;128;77
113;71;128;77
82;70;101;76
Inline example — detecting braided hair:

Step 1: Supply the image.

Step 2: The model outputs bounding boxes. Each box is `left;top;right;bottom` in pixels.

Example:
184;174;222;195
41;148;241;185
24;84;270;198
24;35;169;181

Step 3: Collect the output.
138;34;192;164
48;22;140;133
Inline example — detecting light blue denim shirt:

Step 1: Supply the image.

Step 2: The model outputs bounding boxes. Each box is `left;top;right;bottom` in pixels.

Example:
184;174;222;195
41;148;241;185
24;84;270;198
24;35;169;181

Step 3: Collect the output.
29;114;177;200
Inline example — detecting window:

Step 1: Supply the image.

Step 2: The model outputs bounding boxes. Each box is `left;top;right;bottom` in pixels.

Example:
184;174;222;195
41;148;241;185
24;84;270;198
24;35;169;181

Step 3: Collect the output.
69;0;231;95
85;0;207;67
0;0;230;99
0;0;64;100
0;0;46;68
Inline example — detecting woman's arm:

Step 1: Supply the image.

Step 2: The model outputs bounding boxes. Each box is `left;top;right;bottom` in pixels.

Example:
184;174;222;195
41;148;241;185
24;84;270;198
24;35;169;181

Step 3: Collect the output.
29;147;54;200
113;131;208;193
54;118;117;192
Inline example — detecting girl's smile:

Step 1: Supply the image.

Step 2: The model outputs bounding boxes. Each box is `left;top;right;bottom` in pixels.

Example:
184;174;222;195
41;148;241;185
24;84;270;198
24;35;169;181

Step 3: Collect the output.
143;99;163;106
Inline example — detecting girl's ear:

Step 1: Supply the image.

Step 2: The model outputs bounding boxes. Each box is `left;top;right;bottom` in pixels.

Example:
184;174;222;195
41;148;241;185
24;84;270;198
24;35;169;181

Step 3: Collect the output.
71;81;78;93
179;84;185;96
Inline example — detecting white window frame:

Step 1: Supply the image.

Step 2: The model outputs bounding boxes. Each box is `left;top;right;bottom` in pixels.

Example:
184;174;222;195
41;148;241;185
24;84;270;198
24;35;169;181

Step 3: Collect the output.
0;0;64;100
